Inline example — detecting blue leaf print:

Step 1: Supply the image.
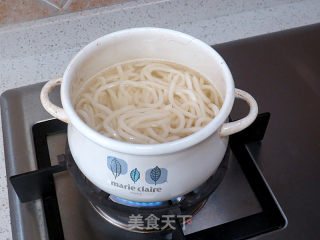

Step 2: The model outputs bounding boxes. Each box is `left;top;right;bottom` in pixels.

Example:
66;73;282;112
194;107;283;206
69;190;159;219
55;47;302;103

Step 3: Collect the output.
130;168;140;183
107;156;128;177
145;167;167;185
110;159;121;179
150;166;161;185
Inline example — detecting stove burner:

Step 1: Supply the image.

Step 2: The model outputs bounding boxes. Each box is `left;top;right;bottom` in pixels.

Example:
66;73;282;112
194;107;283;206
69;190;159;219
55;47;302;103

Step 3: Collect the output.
108;195;183;208
109;195;164;207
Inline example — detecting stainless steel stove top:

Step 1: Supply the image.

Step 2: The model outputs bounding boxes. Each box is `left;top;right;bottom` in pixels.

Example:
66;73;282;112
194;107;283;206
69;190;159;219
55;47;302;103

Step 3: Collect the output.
1;82;283;240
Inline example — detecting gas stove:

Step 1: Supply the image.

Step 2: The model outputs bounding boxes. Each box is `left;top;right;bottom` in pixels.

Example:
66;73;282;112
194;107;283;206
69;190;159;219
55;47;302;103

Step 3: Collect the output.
1;82;285;240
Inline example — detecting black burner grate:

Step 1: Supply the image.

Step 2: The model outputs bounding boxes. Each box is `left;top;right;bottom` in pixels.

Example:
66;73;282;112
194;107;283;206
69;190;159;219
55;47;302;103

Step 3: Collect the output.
10;112;286;240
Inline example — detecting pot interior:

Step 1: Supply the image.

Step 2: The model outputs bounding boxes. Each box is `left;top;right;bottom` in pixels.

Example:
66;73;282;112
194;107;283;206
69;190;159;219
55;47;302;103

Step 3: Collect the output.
67;29;228;105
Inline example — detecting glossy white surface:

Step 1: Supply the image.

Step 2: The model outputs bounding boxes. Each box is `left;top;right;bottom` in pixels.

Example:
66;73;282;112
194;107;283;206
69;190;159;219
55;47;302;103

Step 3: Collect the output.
1;0;320;238
60;28;236;155
68;124;229;201
40;77;70;123
219;89;258;137
43;27;242;201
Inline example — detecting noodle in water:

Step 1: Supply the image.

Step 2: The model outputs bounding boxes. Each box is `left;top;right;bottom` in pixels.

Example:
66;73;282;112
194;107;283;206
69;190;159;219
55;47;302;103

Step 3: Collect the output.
74;59;222;144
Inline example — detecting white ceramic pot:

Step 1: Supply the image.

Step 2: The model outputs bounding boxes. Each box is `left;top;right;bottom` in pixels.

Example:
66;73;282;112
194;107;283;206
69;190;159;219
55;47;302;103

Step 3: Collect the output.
40;28;258;202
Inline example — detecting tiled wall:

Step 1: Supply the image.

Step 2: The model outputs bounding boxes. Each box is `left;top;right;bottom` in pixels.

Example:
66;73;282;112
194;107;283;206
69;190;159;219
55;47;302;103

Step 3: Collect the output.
0;0;130;26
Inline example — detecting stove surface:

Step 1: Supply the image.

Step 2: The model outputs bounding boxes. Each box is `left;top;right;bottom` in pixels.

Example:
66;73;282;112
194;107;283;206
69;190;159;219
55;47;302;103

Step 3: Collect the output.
1;83;267;239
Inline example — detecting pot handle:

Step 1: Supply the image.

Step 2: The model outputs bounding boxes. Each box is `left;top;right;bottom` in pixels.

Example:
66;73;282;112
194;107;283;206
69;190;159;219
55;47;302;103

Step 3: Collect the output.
219;88;258;137
40;78;70;123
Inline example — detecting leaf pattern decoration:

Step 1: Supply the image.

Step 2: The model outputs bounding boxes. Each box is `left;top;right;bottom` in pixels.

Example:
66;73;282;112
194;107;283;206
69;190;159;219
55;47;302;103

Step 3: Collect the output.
110;158;122;179
130;168;140;183
150;166;161;185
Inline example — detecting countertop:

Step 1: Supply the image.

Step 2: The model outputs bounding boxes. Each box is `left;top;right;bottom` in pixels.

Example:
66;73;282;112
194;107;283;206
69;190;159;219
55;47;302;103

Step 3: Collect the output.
1;0;320;239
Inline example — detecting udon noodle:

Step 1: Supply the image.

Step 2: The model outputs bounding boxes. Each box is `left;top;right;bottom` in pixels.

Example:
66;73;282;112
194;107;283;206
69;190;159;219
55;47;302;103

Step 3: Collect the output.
74;59;222;144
